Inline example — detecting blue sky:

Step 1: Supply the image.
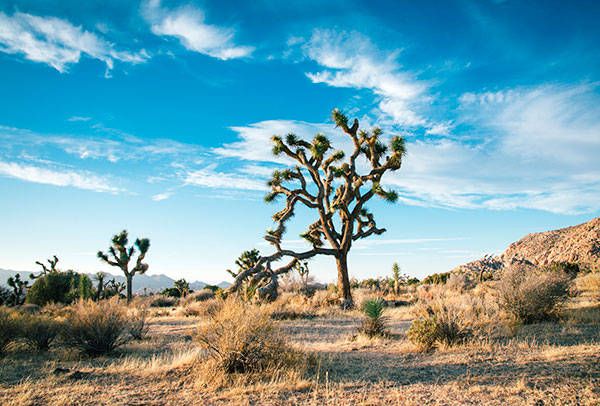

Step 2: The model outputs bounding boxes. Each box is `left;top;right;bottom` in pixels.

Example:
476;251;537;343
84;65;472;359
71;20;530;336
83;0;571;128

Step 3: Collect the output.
0;0;599;283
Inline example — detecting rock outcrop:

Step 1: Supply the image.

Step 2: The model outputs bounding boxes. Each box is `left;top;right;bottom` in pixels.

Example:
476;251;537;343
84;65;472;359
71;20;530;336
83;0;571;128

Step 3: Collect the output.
454;217;600;276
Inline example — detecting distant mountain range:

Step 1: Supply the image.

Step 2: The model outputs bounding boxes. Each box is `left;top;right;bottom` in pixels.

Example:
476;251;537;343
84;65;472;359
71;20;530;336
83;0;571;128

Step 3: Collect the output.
0;269;231;293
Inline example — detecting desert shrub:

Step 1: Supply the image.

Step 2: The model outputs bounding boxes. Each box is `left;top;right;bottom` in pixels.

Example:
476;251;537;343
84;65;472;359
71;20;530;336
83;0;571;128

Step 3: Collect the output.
195;298;304;385
149;295;177;308
309;289;339;309
0;307;20;354
19;303;41;314
128;308;149;340
359;298;389;338
408;286;502;350
407;318;438;350
497;267;570;324
161;287;181;298
445;273;474;293
421;272;451;285
575;272;600;299
26;271;93;306
192;289;216;302
545;262;580;278
19;314;61;351
0;286;11;305
62;299;130;356
180;301;204;317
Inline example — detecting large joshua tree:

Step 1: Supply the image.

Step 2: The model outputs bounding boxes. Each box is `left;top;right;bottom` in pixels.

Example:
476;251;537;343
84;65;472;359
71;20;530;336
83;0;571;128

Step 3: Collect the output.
97;230;150;303
228;109;406;308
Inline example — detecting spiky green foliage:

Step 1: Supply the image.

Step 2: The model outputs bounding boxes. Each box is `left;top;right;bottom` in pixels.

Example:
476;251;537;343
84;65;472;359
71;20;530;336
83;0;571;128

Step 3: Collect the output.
359;298;389;338
332;108;349;129
373;184;399;202
97;230;150;303
311;133;331;158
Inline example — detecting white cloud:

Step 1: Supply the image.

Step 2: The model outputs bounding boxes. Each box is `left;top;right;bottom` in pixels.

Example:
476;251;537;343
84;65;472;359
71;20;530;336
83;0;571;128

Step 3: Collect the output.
67;116;92;122
214;119;353;163
143;0;254;60
184;164;267;191
382;83;600;214
0;11;148;75
152;191;173;201
302;29;435;128
215;82;600;215
0;161;121;193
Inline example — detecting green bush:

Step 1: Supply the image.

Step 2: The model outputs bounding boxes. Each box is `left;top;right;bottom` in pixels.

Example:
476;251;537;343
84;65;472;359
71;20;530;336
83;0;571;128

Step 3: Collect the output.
62;299;130;356
19;314;61;351
0;307;20;355
26;271;93;306
359;298;389;337
407;318;438;351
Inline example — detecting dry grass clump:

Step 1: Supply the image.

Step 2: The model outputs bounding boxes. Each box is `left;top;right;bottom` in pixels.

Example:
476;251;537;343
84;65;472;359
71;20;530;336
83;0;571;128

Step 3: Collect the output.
128;307;149;340
149;295;178;308
575;272;600;299
62;299;131;356
497;267;570;324
195;298;307;388
0;306;20;355
267;292;318;320
19;313;62;351
407;285;503;351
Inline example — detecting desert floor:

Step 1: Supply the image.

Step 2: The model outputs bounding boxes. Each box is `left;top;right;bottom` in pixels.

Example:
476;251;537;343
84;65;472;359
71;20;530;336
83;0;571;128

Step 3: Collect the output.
1;302;599;405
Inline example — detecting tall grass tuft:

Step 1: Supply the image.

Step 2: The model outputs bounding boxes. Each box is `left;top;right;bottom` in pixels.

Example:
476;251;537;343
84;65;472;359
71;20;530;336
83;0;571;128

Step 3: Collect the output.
19;313;62;351
62;299;130;356
195;298;306;387
0;307;20;355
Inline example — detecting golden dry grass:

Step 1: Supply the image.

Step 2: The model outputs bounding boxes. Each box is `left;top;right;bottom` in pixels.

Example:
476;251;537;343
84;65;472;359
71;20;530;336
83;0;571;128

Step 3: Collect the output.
0;291;599;405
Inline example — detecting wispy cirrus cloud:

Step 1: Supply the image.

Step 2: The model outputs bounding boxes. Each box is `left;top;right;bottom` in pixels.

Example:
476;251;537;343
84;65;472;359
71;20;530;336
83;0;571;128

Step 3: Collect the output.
0;11;148;76
301;29;437;130
0;160;121;193
142;0;254;60
184;164;267;191
212;81;600;215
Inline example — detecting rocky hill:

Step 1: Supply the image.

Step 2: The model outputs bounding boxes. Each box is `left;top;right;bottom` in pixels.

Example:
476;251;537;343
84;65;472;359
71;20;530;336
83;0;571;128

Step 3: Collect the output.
455;217;600;275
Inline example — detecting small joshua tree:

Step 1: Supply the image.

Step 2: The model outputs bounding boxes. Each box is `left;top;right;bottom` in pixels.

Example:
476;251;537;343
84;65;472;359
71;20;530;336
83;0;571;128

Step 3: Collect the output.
97;230;150;303
227;249;270;301
392;262;401;295
295;261;310;294
32;255;60;280
228;109;406;308
94;272;107;301
7;274;28;306
174;279;190;298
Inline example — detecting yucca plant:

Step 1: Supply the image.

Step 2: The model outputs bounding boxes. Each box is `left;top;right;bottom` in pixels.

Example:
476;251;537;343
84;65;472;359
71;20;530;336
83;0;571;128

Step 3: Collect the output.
359;298;389;337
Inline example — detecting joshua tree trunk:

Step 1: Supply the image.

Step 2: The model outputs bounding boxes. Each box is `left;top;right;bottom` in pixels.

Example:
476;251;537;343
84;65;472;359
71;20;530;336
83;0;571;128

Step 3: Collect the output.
336;254;353;309
126;273;133;303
